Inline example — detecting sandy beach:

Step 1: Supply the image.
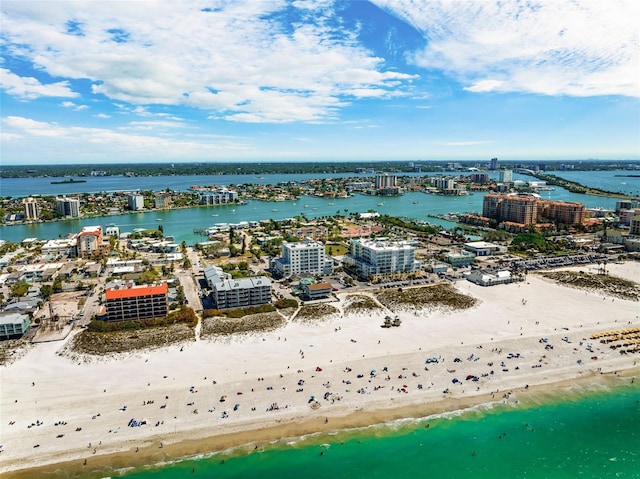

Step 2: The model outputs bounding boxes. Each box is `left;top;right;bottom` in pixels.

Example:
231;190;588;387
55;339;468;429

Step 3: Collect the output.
1;262;639;478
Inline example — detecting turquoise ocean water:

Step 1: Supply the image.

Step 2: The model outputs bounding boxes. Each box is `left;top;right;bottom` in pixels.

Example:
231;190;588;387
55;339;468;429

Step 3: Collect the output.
121;382;640;479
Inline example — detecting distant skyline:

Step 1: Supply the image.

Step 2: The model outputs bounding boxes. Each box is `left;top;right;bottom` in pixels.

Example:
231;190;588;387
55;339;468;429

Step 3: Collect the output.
1;0;639;165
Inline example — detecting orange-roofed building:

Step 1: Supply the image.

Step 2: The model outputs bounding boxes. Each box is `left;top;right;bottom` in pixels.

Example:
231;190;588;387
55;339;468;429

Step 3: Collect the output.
105;282;168;322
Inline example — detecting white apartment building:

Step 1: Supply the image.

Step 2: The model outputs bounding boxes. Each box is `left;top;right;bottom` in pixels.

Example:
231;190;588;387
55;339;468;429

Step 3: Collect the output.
346;238;421;278
199;188;238;205
55;196;80;217
375;173;397;189
500;169;513;183
23;197;39;220
127;193;145;210
273;237;333;278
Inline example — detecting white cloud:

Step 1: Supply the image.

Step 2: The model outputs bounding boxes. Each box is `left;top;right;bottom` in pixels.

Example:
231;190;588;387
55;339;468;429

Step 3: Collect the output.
375;0;640;97
464;80;504;93
60;100;88;110
1;115;253;160
0;68;78;99
1;1;417;122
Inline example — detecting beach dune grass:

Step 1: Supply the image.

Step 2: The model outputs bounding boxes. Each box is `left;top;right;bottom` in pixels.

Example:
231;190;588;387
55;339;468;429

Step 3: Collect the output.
201;311;286;337
537;270;640;301
65;323;195;356
375;283;478;312
342;294;384;316
293;303;341;323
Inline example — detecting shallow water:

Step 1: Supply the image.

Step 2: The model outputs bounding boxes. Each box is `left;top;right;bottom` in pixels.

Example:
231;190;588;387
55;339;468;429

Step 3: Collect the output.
121;381;640;479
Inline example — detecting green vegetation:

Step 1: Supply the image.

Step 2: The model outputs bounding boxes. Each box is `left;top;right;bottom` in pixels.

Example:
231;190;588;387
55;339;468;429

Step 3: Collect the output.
529;172;634;199
376;283;477;312
10;280;29;298
67;323;195;355
274;298;298;309
483;229;512;243
378;215;440;235
129;229;163;239
294;303;340;323
135;267;160;285
201;311;285;337
537;271;640;301
326;243;349;256
87;305;197;332
509;232;574;256
224;304;277;318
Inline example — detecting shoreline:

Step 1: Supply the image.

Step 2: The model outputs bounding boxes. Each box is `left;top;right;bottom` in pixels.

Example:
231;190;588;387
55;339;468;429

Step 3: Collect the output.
3;368;637;479
2;262;639;478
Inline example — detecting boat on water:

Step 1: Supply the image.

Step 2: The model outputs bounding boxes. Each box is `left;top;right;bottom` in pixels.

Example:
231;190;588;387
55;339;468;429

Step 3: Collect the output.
212;214;219;217
156;218;162;221
378;202;384;206
50;178;87;185
272;208;279;212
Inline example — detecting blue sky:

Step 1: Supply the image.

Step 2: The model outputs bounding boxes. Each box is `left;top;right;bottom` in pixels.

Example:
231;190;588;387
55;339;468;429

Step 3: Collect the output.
1;0;638;165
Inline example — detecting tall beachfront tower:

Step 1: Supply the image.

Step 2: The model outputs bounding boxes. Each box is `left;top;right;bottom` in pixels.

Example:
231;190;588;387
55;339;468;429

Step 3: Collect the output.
273;237;333;278
105;282;169;322
347;238;421;279
55;196;80;218
22;197;39;220
375;173;396;189
489;157;499;170
500;169;513;183
127;193;145;210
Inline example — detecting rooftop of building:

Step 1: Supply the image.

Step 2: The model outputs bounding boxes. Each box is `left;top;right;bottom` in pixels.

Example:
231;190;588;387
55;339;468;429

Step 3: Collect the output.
105;282;168;300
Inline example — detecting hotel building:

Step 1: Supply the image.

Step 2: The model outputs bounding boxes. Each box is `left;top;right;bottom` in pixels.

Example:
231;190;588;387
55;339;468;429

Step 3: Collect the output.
55;196;80;218
273;237;333;278
77;225;104;258
127;193;145;211
105;283;169;322
23;197;39;220
346;238;421;278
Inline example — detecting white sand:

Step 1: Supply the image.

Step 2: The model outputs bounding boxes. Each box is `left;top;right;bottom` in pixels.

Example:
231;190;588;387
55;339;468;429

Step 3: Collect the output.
1;261;639;476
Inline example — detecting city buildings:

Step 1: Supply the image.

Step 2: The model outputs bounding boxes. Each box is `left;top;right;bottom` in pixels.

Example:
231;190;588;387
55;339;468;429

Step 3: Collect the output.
482;193;587;227
483;194;537;225
210;277;272;310
375;173;396;189
104;282;169;322
22;197;39;220
273;237;333;278
470;173;489;183
631;215;640;236
464;241;507;256
489;157;499;170
0;312;31;340
499;169;513;183
105;224;120;238
466;270;521;286
301;282;333;300
127;193;145;211
199;188;238;205
537;200;586;225
345;238;421;278
55;196;80;218
77;226;104;258
204;265;272;310
445;251;476;267
154;193;172;209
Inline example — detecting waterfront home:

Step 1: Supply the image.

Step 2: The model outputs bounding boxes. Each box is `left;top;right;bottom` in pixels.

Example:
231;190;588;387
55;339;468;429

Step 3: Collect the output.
0;312;31;340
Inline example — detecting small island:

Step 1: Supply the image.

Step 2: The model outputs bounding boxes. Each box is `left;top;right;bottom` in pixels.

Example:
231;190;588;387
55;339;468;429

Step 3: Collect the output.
50;178;87;185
